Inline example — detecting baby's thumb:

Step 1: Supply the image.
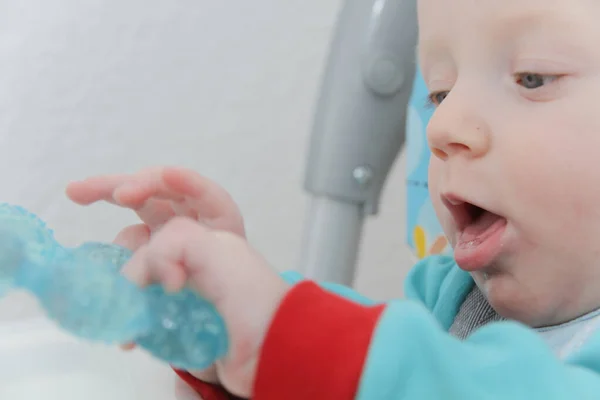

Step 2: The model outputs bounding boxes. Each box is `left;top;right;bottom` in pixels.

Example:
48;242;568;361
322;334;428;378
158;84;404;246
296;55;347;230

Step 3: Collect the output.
113;224;151;251
113;224;151;351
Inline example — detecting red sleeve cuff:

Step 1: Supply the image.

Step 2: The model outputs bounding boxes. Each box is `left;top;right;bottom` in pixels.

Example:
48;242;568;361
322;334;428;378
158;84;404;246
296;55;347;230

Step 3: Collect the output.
173;370;246;400
253;280;385;399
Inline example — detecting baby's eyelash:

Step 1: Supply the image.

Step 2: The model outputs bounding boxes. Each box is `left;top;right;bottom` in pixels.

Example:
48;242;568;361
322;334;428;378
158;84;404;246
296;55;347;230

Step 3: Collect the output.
419;73;564;109
424;94;436;109
424;91;448;108
514;72;561;89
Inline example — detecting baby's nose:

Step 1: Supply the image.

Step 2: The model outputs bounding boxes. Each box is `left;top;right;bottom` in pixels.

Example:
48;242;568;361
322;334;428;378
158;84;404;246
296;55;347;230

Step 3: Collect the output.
426;99;491;161
428;126;490;160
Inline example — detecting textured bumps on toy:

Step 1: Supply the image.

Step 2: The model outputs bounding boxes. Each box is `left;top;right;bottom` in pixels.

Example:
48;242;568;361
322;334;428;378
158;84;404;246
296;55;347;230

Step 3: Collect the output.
0;203;228;370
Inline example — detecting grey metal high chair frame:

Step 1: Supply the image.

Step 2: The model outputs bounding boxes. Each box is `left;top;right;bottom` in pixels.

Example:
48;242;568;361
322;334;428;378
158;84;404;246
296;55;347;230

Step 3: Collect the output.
298;0;418;285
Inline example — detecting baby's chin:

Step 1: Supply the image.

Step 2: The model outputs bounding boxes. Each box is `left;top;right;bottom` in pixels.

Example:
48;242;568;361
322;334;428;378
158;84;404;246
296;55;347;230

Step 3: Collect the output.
473;269;558;328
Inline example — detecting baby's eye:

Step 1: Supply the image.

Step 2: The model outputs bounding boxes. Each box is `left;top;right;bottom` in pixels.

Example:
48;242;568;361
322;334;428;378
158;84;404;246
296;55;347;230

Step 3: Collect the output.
515;73;558;89
427;91;449;106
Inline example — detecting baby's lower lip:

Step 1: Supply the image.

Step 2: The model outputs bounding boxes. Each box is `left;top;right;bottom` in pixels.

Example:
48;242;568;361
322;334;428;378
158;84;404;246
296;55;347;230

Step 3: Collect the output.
453;214;507;271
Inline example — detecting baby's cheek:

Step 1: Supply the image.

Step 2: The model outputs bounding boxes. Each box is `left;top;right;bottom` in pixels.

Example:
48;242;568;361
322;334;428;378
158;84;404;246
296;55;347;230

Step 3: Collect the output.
504;143;600;255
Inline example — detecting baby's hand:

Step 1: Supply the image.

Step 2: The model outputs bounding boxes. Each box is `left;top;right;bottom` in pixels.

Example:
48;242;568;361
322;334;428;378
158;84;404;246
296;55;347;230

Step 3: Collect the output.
66;166;245;237
121;217;289;397
66;166;246;383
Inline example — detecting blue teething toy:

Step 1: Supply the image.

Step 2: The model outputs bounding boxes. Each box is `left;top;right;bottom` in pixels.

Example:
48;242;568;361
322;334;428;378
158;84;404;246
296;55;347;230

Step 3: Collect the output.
0;203;228;370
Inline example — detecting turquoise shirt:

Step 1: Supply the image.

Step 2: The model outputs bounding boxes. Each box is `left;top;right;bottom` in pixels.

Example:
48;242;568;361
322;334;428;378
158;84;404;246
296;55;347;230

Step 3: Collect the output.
281;255;600;399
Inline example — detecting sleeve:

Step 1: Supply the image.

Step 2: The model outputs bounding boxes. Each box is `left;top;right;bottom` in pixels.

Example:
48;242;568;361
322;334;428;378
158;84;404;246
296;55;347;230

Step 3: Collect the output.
174;270;378;399
253;281;600;400
173;369;246;400
279;270;378;305
402;254;458;307
252;280;385;399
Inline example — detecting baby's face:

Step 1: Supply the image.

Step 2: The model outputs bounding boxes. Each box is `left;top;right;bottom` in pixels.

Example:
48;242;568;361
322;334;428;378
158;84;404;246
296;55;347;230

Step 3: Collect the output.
419;0;600;327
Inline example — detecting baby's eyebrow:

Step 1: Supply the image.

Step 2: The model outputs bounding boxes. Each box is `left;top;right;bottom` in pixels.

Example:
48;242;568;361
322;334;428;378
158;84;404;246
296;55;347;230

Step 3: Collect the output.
418;6;594;70
492;8;595;63
416;40;449;76
493;9;575;39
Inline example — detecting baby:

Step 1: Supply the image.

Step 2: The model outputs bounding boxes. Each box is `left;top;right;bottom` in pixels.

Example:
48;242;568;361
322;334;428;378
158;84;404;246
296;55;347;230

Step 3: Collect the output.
66;0;600;398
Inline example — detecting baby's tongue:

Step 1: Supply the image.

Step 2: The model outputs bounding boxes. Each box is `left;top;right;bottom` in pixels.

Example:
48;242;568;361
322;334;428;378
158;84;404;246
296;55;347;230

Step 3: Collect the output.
459;210;503;243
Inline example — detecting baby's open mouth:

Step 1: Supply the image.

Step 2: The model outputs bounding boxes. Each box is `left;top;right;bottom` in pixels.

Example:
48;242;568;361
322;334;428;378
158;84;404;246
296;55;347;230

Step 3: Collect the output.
462;204;502;240
450;201;504;241
443;196;508;271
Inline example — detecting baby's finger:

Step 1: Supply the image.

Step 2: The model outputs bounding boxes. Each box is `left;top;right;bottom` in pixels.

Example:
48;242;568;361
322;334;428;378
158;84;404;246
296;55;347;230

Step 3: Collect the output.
118;241;181;352
123;167;237;220
163;167;245;236
120;244;154;288
113;176;185;208
66;174;131;205
113;224;151;251
108;167;201;205
113;168;238;230
117;246;154;351
66;167;165;206
163;167;233;218
112;224;151;352
134;201;177;230
141;217;246;298
122;241;187;293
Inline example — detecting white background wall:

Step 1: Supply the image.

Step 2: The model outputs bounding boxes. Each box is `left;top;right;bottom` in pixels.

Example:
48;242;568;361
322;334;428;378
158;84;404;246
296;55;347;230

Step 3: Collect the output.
0;0;412;321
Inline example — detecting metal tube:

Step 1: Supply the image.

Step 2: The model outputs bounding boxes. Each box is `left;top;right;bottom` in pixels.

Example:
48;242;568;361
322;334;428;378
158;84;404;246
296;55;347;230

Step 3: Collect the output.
298;196;364;285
